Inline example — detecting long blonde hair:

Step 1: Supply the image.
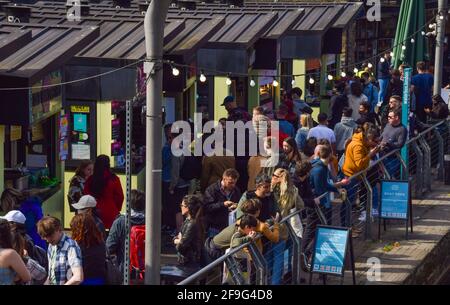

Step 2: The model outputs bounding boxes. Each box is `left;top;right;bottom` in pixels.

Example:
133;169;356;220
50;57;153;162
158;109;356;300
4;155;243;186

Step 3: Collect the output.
300;114;313;129
272;168;298;214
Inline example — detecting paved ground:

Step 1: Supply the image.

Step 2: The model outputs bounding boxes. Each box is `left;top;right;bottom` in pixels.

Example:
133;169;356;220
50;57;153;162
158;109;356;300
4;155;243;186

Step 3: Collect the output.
308;180;450;285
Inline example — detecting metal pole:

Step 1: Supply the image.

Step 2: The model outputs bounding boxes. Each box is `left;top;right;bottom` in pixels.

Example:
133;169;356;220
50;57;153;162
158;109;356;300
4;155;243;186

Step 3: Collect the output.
434;0;448;95
144;0;170;285
123;99;132;285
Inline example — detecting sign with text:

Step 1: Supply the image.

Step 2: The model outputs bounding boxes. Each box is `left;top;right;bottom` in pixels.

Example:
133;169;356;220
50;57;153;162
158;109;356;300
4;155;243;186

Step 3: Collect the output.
380;180;409;220
401;67;412;164
311;226;350;276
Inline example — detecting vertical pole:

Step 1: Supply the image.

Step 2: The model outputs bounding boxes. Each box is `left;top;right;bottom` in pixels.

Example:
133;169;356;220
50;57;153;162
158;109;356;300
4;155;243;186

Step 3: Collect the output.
401;67;412;167
144;0;170;285
434;0;448;95
124;99;132;285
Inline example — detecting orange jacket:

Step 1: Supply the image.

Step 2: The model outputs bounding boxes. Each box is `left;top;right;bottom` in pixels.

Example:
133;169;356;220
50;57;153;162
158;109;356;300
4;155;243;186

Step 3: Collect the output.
342;132;371;177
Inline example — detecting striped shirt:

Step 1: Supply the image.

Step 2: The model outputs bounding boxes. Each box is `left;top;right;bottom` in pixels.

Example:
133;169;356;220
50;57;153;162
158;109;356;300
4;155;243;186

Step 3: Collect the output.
47;234;82;285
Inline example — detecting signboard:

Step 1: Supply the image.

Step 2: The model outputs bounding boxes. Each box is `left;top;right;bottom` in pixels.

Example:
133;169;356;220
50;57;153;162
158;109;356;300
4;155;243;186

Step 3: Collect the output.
311;226;350;277
70;105;90;113
380;180;409;220
112;118;121;140
72;143;90;160
378;180;412;240
401;67;412;166
10;125;22;141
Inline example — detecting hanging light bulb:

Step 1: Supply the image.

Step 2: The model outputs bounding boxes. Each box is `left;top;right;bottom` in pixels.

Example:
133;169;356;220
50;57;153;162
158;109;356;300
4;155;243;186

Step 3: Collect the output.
250;79;256;87
421;31;426;36
440;14;444;20
390;51;394;57
402;45;406;50
172;66;180;76
353;67;359;74
309;77;315;85
291;79;296;86
327;74;333;81
226;77;232;86
272;78;279;87
341;71;346;78
380;57;385;63
410;38;415;43
368;63;373;68
199;71;206;83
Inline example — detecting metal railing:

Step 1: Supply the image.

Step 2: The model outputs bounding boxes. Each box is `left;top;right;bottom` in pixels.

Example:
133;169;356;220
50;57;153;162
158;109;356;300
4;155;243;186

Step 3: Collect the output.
177;118;450;285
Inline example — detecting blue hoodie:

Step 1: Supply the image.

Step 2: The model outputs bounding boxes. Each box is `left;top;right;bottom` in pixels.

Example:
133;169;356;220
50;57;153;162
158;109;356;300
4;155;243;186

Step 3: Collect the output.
309;159;338;209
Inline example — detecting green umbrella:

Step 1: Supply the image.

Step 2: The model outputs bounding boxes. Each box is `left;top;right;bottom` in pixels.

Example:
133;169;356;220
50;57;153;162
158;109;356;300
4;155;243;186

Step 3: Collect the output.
392;0;427;69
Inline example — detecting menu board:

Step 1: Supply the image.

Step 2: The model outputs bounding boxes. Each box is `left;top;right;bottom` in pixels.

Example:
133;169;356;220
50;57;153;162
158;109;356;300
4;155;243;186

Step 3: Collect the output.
312;226;349;276
380;181;409;220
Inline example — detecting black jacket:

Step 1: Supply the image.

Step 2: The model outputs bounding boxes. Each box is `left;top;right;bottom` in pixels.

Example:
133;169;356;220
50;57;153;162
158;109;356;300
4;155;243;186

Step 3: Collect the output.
383;78;403;104
377;59;391;79
176;218;202;265
429;101;449;120
356;112;381;126
203;181;242;231
293;177;316;209
236;191;278;222
329;94;349;130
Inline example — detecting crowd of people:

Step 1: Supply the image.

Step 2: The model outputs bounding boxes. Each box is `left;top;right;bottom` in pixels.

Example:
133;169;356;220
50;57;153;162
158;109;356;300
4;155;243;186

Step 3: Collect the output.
0;57;448;285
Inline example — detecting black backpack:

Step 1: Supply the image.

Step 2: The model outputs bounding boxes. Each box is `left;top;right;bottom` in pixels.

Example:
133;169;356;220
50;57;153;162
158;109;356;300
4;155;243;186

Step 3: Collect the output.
31;245;48;272
180;155;202;181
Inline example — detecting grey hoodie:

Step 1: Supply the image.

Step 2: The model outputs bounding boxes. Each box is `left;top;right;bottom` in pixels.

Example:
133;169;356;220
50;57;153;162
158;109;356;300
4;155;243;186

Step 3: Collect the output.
334;117;357;151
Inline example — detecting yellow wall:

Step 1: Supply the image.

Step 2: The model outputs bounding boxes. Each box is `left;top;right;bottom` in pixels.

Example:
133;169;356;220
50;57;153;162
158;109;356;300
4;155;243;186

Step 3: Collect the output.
293;59;306;96
214;76;229;120
63;168;146;229
96;101;112;160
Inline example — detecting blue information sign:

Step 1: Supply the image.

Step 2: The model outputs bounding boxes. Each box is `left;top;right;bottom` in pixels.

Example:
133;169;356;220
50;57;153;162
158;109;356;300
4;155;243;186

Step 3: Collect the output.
401;68;412;166
312;226;349;276
380;180;409;219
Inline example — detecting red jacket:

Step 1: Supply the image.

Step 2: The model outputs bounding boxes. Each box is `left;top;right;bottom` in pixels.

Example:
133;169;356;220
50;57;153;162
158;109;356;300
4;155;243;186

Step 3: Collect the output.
84;171;124;229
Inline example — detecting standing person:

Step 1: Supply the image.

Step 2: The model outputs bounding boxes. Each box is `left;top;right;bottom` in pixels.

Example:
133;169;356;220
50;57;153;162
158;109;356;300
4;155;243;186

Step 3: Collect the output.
70;213;106;285
203;169;242;237
173;195;204;268
347;81;368;121
278;137;303;177
293;162;320;270
200;141;235;193
222;95;251;123
328;82;349;129
380;109;407;179
291;87;313;116
307;113;337;153
361;72;379;112
380;95;402;128
295;114;313;150
270;168;303;285
71;195;106;239
382;69;403;106
0;219;31;285
67;160;93;213
237;174;278;222
411;61;434;123
356;101;381;127
377;51;392;105
84;155;124;230
334;107;357;159
342;127;380;228
276;104;296;138
106;190;145;276
37;216;83;285
426;94;450;120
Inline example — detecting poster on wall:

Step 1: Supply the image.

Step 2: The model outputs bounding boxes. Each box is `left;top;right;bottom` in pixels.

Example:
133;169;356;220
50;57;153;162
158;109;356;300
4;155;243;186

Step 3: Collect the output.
112;118;121;140
31;123;44;141
74;113;87;132
10;125;22;141
59;114;69;161
72;143;90;160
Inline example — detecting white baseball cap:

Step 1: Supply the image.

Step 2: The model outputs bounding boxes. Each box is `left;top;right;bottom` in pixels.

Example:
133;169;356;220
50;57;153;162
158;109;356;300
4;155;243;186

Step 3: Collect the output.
72;195;97;210
0;210;26;224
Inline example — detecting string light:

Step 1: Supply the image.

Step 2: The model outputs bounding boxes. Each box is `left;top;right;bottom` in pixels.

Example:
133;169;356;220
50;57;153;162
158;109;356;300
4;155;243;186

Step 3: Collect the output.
327;74;333;81
309;78;315;85
199;70;206;82
410;38;415;43
341;71;346;77
172;66;180;76
272;78;279;87
439;14;444;20
291;79;295;86
226;76;232;86
367;63;373;68
353;67;359;73
390;51;394;57
250;79;256;87
402;45;406;50
421;31;426;36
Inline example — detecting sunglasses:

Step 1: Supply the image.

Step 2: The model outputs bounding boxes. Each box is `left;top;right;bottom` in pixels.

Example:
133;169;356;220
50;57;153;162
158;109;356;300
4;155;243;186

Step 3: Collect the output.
272;173;281;178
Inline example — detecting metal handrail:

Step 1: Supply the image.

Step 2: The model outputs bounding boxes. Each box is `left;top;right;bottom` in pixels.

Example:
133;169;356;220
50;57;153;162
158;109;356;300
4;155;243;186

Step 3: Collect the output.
177;118;449;285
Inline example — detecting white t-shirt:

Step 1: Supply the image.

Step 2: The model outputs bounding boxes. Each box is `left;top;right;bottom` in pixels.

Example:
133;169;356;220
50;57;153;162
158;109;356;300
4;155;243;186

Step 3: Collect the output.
347;94;368;120
307;125;336;143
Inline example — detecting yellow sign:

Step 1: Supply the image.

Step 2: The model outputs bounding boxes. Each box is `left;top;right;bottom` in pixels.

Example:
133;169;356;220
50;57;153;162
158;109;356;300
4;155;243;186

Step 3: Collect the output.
10;125;22;141
71;106;90;113
32;123;44;141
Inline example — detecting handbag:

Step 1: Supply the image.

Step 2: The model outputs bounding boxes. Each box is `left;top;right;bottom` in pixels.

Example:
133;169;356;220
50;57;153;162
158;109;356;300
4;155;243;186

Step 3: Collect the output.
105;255;122;285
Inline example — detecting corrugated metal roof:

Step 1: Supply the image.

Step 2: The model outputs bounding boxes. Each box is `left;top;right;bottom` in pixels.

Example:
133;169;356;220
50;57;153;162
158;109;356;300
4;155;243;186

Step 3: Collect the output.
0;22;99;82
